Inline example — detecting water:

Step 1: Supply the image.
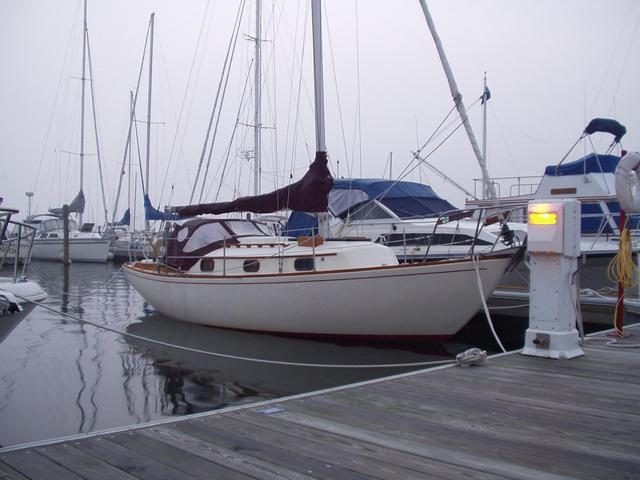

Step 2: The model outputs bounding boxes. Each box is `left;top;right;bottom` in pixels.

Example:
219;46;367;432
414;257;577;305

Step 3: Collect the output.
0;260;520;448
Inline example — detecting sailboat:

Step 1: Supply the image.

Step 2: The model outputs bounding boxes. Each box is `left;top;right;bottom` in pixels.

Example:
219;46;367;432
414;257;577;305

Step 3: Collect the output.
123;0;521;338
27;0;110;263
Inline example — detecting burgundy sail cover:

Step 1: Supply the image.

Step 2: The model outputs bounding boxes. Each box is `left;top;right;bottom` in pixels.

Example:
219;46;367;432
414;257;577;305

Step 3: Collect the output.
173;151;333;216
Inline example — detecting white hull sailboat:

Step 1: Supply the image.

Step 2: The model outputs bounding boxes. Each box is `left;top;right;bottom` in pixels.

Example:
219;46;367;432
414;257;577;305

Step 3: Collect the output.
123;220;517;337
25;214;110;263
123;0;520;338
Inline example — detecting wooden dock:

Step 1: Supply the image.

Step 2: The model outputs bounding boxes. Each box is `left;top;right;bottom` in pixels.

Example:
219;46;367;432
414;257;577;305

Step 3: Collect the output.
1;326;639;479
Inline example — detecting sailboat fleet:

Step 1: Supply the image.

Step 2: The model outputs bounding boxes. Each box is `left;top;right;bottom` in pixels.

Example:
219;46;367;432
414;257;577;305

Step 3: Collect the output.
6;1;636;339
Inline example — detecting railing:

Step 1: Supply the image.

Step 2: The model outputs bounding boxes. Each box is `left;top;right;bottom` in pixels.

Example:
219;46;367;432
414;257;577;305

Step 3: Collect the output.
0;210;37;281
472;175;543;199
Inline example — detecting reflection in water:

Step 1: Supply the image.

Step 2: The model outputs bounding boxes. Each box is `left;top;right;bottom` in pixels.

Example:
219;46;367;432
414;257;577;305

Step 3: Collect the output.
0;260;501;448
124;313;455;414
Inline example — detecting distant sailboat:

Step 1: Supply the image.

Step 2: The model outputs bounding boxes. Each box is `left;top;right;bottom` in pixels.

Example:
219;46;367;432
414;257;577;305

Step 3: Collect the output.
28;0;110;263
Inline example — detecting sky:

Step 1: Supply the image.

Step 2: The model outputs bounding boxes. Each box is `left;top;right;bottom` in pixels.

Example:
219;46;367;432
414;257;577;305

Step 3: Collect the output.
1;0;639;227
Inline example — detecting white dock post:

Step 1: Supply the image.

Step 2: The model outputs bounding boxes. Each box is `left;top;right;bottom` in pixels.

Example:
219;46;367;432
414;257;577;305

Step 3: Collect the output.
522;199;584;359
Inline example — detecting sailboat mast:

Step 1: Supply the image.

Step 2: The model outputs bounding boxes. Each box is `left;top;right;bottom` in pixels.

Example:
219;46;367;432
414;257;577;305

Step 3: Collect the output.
482;74;488;173
253;0;262;195
311;0;326;153
417;0;496;201
79;0;88;226
145;13;155;231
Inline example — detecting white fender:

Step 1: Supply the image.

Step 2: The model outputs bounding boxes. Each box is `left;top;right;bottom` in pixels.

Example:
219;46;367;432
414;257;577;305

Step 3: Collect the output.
614;152;640;213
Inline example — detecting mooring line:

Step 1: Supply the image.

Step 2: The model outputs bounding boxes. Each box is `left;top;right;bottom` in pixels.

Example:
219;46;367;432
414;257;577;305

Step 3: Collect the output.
14;294;456;369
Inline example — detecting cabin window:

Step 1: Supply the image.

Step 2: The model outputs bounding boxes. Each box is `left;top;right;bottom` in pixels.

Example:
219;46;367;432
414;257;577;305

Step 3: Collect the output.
348;201;393;220
243;259;260;273
200;258;215;272
294;257;315;271
183;222;232;253
226;220;269;237
383;233;492;247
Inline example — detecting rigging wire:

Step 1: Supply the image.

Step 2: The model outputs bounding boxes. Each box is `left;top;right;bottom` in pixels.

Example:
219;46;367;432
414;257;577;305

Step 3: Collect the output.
198;3;248;204
189;0;245;204
323;4;350;178
158;0;214;207
84;32;110;226
32;1;82;199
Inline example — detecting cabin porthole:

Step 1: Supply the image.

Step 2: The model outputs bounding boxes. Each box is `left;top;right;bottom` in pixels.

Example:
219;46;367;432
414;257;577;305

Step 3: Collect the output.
243;259;260;273
200;258;215;272
294;257;315;271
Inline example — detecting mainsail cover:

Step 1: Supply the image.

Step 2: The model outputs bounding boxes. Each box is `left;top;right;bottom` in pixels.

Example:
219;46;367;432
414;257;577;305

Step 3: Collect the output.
172;151;333;217
49;190;85;215
144;195;184;221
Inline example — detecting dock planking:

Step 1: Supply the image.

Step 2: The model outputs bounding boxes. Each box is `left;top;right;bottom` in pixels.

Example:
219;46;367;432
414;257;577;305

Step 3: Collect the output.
1;327;638;479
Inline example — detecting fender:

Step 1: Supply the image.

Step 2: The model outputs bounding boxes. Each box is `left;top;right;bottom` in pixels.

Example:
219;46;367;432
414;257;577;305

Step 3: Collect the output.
614;151;640;213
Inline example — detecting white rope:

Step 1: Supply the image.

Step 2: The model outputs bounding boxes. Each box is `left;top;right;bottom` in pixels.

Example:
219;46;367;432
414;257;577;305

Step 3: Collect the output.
472;254;507;353
14;294;455;369
455;347;487;367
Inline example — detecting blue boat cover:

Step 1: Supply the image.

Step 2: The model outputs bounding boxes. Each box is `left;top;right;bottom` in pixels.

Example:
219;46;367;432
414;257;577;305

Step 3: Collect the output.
284;178;456;237
584;118;626;143
330;178;455;218
544;153;619;177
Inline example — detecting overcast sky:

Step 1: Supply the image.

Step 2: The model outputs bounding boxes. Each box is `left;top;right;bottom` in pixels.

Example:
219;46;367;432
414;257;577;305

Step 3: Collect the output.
1;0;639;225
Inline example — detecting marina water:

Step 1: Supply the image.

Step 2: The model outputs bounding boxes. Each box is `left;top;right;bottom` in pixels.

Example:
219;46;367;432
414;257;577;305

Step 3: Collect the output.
1;260;523;448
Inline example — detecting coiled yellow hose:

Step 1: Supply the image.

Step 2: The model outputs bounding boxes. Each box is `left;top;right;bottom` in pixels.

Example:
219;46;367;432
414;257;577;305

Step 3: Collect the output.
607;227;638;289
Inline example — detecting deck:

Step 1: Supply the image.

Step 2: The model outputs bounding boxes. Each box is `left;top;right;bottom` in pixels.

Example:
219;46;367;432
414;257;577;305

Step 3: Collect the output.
1;326;638;479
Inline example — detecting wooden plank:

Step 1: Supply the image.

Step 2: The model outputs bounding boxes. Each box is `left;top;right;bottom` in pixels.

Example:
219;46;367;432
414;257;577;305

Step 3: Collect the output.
35;443;138;480
172;417;376;480
138;424;316;480
105;429;253;480
357;373;640;450
209;413;434;480
281;393;640;479
73;436;197;480
269;407;578;480
0;461;30;480
236;408;509;480
0;450;84;480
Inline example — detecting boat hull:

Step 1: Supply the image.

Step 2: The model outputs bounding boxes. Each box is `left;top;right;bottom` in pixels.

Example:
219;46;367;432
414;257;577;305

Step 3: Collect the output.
123;252;515;337
30;238;111;263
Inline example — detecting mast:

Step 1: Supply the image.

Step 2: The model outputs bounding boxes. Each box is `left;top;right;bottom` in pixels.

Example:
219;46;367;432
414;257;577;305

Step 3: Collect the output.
311;0;326;153
79;0;88;225
311;0;329;237
145;13;155;231
253;0;262;195
482;72;488;197
417;0;496;201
